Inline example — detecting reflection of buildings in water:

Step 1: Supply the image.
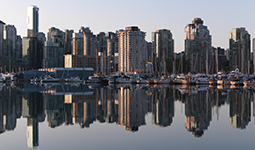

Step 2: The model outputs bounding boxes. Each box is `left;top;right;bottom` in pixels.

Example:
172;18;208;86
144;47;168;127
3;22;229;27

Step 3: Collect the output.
185;90;212;138
0;87;22;134
229;90;251;129
152;87;174;127
44;94;65;128
22;92;45;149
27;118;39;149
117;87;147;132
97;88;118;123
64;93;97;128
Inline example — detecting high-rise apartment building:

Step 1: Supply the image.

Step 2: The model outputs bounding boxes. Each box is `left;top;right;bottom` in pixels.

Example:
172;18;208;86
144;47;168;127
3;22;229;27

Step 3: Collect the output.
106;32;118;73
72;33;84;55
16;35;22;60
152;29;174;75
43;42;64;68
118;26;147;73
229;27;251;74
64;29;74;54
185;18;212;73
3;25;17;58
47;27;65;47
79;27;97;56
27;5;39;37
22;37;44;69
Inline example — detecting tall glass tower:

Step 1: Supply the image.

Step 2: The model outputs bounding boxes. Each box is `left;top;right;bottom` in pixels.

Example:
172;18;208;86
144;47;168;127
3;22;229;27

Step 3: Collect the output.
27;5;39;37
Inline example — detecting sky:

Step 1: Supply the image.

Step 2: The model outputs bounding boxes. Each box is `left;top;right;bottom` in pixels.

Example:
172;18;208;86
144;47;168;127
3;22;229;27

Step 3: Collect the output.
1;0;255;52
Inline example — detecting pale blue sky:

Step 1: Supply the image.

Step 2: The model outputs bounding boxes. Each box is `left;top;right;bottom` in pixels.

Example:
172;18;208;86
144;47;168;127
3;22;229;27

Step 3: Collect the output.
1;0;254;52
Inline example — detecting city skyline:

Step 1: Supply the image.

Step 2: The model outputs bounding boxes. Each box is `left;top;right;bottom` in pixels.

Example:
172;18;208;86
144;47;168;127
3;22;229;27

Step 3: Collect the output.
1;0;255;52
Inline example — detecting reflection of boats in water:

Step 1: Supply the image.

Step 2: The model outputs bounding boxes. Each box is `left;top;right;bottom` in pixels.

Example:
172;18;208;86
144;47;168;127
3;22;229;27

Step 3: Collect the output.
41;76;61;83
65;77;82;83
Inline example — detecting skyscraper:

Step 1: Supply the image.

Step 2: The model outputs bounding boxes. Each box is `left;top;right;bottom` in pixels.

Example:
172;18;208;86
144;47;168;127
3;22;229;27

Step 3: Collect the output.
152;29;174;75
185;18;212;73
229;27;251;74
118;26;146;73
0;20;5;55
64;29;74;54
27;5;39;37
3;25;17;58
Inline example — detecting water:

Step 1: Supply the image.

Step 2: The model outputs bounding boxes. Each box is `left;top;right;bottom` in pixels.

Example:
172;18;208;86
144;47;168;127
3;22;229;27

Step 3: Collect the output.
0;83;254;150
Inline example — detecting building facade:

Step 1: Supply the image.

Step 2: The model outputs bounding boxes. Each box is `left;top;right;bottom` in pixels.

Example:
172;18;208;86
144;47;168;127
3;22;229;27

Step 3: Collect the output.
185;18;212;73
229;27;251;74
64;29;74;54
43;41;64;68
27;5;39;37
64;54;111;74
79;27;97;56
152;29;174;75
118;26;147;73
22;37;44;69
72;33;84;55
3;25;17;58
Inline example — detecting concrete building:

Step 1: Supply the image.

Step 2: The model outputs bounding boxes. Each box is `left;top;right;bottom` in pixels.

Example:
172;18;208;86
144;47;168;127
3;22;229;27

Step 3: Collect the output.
0;20;5;55
152;29;174;75
64;29;74;54
79;27;97;56
229;27;251;74
22;37;44;69
146;42;152;62
118;26;147;73
16;35;22;60
72;33;83;55
43;42;64;68
36;32;46;44
185;18;212;73
27;5;39;37
47;27;65;48
3;25;17;58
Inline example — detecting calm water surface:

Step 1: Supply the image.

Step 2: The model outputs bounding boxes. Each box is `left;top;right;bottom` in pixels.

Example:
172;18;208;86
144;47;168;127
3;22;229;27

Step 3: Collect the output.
0;83;254;150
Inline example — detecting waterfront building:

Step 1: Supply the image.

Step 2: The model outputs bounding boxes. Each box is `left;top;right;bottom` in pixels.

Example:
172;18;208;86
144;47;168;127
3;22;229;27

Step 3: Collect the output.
185;18;212;73
47;27;65;48
152;29;174;75
64;54;110;74
211;47;229;73
229;27;251;74
64;29;74;54
16;35;22;60
0;20;5;55
106;32;118;73
79;27;97;56
43;41;64;68
118;26;147;73
3;25;17;58
72;33;83;55
27;5;39;37
146;42;152;62
22;37;44;69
